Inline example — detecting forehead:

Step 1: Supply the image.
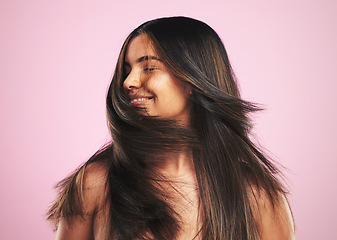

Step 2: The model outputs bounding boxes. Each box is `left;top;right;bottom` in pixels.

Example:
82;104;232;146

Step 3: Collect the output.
125;35;158;64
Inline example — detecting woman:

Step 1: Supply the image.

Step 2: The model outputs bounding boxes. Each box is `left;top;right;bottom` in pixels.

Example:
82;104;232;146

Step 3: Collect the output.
48;17;295;240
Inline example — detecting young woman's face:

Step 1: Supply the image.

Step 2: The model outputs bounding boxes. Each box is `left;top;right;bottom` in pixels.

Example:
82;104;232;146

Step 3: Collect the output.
123;35;191;126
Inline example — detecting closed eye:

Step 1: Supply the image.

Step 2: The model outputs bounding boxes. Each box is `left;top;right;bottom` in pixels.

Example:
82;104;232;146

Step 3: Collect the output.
124;64;131;77
143;67;158;73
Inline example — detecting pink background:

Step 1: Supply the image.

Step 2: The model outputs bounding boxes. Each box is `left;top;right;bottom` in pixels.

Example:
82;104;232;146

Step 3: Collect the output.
1;0;336;239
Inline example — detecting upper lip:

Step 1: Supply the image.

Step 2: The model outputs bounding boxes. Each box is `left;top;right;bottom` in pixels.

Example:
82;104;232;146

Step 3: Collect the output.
128;93;153;100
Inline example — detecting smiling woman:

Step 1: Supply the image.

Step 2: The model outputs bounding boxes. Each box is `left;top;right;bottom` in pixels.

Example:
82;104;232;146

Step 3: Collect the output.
47;16;295;240
123;35;192;126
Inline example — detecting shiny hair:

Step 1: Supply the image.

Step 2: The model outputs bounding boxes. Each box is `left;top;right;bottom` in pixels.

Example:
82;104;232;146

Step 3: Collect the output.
48;16;287;240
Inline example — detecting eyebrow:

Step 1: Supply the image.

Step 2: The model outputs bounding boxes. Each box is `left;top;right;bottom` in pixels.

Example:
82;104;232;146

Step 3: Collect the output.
136;55;162;63
125;55;162;66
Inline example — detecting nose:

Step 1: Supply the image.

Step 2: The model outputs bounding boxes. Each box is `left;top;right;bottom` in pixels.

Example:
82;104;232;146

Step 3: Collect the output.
123;70;142;91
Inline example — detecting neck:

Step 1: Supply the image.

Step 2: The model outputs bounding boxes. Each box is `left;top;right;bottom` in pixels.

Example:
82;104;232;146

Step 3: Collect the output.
158;148;195;178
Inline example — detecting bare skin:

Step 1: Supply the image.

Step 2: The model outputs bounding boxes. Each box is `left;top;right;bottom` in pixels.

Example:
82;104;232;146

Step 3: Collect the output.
55;150;202;240
55;151;295;240
156;150;202;240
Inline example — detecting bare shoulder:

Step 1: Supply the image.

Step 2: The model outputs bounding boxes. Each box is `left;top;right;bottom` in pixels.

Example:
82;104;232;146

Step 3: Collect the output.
80;161;109;213
54;161;110;240
248;185;295;240
83;161;108;189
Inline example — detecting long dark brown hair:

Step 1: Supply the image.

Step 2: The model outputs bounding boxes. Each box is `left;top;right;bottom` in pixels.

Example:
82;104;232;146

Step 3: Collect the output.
48;17;288;240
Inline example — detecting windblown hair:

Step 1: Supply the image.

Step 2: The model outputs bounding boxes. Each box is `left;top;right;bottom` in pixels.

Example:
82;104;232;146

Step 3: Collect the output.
48;17;288;240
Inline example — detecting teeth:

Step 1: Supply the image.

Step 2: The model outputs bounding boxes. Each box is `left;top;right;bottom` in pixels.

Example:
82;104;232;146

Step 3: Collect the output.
130;98;147;104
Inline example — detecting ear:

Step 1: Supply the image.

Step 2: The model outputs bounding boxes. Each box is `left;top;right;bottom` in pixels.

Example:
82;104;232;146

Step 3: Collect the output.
183;83;192;95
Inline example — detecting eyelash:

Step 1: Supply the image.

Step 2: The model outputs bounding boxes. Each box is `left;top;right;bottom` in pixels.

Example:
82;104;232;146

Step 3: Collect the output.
143;67;158;72
124;66;158;76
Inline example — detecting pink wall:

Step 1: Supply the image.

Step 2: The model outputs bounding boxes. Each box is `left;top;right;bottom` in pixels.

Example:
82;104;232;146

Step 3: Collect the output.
1;0;336;239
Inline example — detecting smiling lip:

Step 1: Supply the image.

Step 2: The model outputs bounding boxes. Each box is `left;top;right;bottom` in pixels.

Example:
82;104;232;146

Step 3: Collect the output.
129;95;153;105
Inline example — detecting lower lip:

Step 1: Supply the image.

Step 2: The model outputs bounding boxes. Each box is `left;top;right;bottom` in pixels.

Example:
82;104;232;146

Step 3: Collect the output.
129;98;153;106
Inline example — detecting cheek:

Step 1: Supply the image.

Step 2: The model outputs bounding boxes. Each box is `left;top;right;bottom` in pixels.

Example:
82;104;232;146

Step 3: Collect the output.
143;73;165;92
161;88;190;114
146;73;190;110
